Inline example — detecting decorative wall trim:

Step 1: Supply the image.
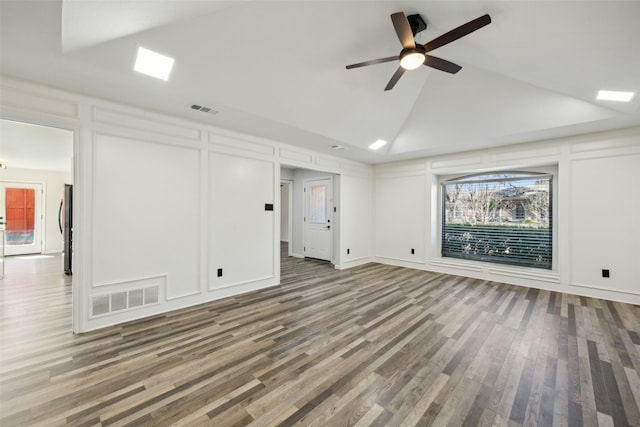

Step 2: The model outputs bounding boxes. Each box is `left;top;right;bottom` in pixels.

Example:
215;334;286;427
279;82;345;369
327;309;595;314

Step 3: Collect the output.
569;282;640;296
375;161;426;175
315;155;341;170
430;155;482;171
165;290;202;301
570;145;640;162
279;148;313;164
92;273;167;291
430;258;484;273
209;132;276;157
376;255;426;265
488;267;560;284
92;106;201;141
336;256;372;270
570;126;640;154
208;275;275;292
1;85;79;119
488;144;560;163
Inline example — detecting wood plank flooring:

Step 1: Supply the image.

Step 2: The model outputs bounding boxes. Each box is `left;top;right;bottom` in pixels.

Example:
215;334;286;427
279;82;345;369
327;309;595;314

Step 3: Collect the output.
1;245;639;426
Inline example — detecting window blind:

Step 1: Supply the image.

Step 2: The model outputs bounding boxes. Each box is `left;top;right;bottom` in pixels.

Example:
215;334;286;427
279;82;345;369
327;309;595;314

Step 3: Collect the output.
441;172;552;269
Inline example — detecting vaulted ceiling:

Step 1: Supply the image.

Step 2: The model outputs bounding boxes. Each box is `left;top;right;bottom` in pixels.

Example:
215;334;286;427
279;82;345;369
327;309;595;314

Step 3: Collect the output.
1;1;639;164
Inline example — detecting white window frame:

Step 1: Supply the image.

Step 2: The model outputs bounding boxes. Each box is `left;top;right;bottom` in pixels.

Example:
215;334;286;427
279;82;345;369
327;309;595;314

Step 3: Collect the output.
437;166;558;272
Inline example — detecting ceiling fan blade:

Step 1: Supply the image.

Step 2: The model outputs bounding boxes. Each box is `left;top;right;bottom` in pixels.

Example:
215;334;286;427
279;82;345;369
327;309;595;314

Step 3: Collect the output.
391;12;416;49
424;55;462;74
346;55;399;69
384;67;406;91
423;14;491;53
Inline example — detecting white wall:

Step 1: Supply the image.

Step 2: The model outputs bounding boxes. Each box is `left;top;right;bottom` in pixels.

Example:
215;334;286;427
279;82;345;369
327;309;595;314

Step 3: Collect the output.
569;151;640;297
280;183;290;242
340;174;373;268
375;174;425;264
1;167;71;254
93;135;200;299
0;76;373;332
375;128;640;305
208;153;275;289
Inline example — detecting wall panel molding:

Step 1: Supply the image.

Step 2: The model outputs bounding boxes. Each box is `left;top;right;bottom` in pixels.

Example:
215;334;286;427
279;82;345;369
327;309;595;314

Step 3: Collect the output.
279;148;313;165
1;85;79;119
315;155;341;170
209;132;276;157
488;267;560;284
92;106;201;142
488;144;560;164
429;258;484;273
430;155;482;171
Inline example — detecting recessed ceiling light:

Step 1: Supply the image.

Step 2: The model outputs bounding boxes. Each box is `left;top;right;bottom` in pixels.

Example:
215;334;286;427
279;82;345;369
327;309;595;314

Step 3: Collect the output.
134;47;175;81
368;139;387;151
597;90;636;102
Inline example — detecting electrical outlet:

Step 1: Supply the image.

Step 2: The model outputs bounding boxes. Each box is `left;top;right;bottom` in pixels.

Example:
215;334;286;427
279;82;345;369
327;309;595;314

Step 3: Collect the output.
347;248;350;254
411;248;415;255
217;268;223;277
602;269;610;278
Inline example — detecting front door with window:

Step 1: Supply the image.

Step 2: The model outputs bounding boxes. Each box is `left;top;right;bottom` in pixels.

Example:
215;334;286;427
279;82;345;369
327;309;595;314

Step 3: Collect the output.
0;182;43;256
304;178;332;261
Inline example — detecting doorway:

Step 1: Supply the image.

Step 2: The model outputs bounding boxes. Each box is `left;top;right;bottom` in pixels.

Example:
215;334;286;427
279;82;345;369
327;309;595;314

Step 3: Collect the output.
279;166;338;265
0;118;75;329
303;177;333;261
0;119;73;256
280;180;293;257
0;182;44;256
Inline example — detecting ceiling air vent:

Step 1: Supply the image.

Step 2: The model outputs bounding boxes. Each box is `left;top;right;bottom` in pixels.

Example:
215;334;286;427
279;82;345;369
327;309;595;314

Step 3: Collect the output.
190;104;218;114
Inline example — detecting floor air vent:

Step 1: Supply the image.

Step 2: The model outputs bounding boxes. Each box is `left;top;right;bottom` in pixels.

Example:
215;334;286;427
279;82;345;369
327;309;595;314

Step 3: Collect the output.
92;286;159;317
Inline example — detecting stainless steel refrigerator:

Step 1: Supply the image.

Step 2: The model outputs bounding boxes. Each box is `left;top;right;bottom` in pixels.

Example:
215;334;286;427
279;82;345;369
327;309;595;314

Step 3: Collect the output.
59;184;72;275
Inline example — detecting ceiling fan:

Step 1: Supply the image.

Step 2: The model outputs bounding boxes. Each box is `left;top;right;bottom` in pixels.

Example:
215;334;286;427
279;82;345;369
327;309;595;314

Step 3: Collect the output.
346;12;491;91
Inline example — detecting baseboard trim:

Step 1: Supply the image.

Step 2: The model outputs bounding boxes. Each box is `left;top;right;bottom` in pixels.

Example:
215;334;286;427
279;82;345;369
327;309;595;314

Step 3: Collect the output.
570;281;640;296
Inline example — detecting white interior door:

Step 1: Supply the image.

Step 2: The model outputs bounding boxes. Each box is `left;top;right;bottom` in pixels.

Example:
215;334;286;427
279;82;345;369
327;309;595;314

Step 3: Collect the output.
304;178;332;261
1;182;43;256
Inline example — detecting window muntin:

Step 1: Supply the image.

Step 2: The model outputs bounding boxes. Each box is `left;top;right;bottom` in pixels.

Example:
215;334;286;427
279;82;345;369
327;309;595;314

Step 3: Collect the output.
441;172;552;269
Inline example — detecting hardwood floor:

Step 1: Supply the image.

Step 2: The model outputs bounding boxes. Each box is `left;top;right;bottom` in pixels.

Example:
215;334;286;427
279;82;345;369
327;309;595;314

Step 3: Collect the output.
1;246;639;426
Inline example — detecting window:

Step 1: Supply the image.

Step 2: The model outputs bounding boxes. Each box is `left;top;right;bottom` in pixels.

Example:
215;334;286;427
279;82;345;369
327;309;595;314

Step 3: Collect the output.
307;185;327;224
441;171;552;269
5;188;36;245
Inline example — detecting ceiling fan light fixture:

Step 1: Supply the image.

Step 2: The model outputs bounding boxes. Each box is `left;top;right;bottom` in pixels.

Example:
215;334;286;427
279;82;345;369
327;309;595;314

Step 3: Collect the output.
399;49;426;70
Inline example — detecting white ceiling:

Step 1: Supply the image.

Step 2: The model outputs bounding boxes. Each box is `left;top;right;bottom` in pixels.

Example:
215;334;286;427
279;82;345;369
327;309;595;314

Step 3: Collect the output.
0;119;73;172
1;1;639;165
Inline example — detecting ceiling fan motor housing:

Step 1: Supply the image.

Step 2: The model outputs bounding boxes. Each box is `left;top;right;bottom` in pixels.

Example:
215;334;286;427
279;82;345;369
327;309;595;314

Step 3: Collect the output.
407;14;427;36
